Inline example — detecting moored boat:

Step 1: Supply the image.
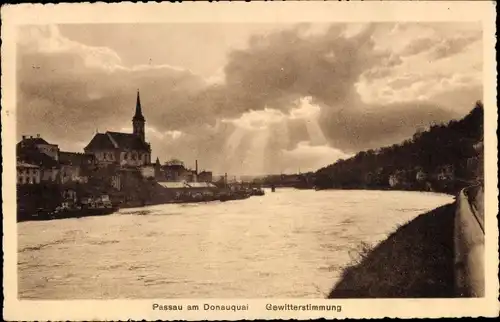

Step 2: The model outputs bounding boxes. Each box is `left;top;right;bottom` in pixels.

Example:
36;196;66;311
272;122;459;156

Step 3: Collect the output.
251;188;265;196
17;194;119;223
17;205;119;222
219;191;251;202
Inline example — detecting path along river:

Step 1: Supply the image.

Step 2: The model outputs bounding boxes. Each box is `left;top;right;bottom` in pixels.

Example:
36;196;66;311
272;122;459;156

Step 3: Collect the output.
18;189;454;299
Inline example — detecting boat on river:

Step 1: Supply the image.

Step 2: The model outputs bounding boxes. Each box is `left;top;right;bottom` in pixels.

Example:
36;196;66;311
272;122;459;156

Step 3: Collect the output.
251;188;265;196
219;191;251;202
17;195;119;223
17;205;119;222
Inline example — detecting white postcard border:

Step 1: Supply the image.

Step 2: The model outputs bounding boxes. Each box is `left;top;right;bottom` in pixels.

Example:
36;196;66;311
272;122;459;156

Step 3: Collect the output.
2;1;498;320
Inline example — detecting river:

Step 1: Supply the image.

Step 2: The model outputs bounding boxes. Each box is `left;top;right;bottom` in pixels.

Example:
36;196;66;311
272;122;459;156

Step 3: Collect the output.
18;189;454;299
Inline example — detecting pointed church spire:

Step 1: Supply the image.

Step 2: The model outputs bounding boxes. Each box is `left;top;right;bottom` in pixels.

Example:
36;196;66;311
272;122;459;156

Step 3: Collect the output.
132;89;146;141
134;89;145;121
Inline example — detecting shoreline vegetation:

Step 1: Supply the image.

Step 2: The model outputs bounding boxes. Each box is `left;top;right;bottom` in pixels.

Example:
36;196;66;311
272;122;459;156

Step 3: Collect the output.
313;101;484;196
257;101;484;197
328;203;456;298
324;101;484;298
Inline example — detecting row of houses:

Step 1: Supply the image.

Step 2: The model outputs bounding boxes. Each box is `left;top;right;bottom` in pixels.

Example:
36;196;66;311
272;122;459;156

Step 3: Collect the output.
145;159;213;184
16;134;214;185
17;91;217;207
16;135;93;186
387;165;456;188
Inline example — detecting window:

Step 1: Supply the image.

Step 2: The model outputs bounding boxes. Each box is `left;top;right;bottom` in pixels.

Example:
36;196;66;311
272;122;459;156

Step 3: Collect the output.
124;152;128;160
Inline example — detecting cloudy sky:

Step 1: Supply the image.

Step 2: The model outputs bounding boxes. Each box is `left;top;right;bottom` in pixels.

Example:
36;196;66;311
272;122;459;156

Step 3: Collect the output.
16;22;482;175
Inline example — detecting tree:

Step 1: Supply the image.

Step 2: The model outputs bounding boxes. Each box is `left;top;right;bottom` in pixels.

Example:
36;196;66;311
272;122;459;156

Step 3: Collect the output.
314;101;484;194
165;158;184;166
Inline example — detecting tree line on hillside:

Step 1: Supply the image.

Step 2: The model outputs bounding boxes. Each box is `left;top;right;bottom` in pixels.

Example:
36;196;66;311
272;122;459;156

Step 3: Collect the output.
314;101;484;194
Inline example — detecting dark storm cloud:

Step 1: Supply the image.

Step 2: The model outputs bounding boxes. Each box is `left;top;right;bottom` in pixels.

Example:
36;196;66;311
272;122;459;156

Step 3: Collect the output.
400;37;437;57
220;23;464;152
319;101;461;153
19;24;387;142
17;23;479;164
17;48;207;140
213;23;457;152
223;24;388;110
428;35;482;60
399;32;481;61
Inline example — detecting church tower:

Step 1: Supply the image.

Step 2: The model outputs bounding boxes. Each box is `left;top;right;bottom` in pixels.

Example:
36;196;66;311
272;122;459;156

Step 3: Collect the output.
132;90;146;141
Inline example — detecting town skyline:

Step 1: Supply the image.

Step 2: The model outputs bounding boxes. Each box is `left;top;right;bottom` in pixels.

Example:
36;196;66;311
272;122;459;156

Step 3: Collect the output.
17;22;482;176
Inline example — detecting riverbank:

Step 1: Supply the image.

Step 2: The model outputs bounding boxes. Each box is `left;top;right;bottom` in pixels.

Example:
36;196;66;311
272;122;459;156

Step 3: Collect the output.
313;185;458;196
17;187;264;223
18;189;451;299
328;202;456;298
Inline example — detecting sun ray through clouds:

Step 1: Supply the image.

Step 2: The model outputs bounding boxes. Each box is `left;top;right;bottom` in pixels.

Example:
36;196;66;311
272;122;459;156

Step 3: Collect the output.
245;128;271;176
290;97;328;146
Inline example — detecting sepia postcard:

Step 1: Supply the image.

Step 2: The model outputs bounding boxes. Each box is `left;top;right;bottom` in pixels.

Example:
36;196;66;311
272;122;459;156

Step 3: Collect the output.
2;1;498;320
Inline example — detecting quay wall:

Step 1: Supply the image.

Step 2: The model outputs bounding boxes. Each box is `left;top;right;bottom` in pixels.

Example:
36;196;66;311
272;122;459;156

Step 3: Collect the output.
453;187;485;297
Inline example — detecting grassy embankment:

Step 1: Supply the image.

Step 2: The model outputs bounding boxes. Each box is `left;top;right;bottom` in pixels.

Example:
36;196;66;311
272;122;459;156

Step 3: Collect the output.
328;203;456;298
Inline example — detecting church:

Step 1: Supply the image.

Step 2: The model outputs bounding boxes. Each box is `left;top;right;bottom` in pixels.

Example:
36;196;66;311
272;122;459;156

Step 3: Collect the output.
84;91;152;167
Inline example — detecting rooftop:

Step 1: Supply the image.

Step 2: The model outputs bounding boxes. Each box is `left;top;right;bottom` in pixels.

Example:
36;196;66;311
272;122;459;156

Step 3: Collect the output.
17;162;39;168
85;131;150;152
17;135;55;149
157;181;217;189
17;149;59;168
59;152;95;166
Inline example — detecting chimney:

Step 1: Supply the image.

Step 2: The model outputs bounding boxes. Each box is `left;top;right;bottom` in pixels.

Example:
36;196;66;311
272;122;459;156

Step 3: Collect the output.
37;134;40;138
22;135;26;140
30;135;33;139
195;160;198;175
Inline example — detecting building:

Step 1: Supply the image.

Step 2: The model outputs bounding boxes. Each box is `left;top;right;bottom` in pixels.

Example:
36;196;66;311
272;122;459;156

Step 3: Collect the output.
17;162;41;185
415;168;427;182
17;135;95;185
389;170;408;188
437;164;455;181
111;174;122;191
158;159;196;182
17;135;60;160
388;174;399;188
17;134;60;161
157;181;218;198
59;152;96;184
59;151;96;167
198;171;213;183
17;146;60;183
84;90;152;167
141;165;155;178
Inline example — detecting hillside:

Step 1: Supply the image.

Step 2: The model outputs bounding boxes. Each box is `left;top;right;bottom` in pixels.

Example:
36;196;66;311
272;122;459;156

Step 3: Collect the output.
315;101;484;194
